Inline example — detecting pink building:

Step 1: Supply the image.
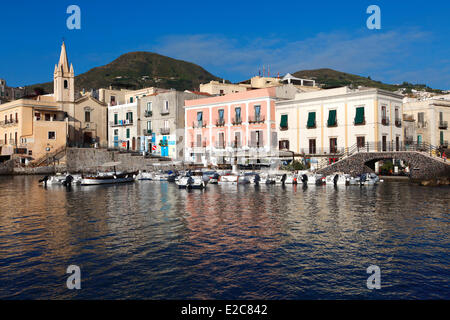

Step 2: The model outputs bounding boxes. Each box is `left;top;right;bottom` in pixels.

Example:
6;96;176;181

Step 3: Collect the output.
184;85;300;165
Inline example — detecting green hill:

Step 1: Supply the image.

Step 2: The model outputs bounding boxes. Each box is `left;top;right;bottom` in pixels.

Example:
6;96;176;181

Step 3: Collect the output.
28;52;221;93
293;68;443;93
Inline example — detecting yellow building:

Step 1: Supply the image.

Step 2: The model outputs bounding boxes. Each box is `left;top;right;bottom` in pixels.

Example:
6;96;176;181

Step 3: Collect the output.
0;99;67;164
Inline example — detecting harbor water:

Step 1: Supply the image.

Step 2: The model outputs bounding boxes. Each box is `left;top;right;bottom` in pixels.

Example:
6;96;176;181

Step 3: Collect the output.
0;176;448;299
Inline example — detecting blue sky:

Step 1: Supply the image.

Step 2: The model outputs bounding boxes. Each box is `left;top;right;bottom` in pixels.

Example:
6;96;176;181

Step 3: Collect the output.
1;0;450;89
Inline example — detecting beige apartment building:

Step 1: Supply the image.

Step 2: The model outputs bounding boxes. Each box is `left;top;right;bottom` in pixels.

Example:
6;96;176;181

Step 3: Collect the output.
200;74;319;96
403;96;450;148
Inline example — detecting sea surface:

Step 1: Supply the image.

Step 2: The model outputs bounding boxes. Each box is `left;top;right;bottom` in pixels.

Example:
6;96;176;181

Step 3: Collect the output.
0;176;448;299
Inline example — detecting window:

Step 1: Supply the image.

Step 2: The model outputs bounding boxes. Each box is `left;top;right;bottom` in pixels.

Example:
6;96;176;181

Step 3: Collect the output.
196;134;202;147
14;132;17;145
147;102;152;111
114;129;118;136
381;106;388;125
218;109;224;124
15;113;18;123
307;112;316;128
130;97;134;103
251;130;263;147
418;112;424;125
45;113;51;121
110;96;116;106
330;138;337;153
126;129;130;139
309;139;316;154
279;140;290;150
280;114;288;130
354;107;365;125
126;112;133;123
163;101;169;113
147;121;152;131
197;112;203;127
218;132;225;148
164;120;169;129
48;131;56;140
64;80;68;89
327;110;337;127
235;107;241;123
220;90;224;95
114;113;118;125
85;111;91;122
234;132;241;148
254;105;261;121
357;136;365;148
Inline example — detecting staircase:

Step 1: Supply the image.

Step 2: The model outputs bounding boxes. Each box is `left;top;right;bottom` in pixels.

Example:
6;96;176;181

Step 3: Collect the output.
32;146;67;167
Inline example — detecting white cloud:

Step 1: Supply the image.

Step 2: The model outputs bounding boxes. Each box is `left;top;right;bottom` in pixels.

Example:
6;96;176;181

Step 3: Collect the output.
150;29;449;89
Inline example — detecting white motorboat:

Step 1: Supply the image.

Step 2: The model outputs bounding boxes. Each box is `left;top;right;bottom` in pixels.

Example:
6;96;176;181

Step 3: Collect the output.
284;173;298;184
259;173;276;184
40;173;82;186
299;172;325;185
325;173;350;186
136;171;154;181
244;172;261;184
176;174;207;189
218;174;250;184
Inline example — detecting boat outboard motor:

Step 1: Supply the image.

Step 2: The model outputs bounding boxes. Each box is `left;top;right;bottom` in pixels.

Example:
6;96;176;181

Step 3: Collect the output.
301;174;308;184
360;174;367;185
254;174;261;184
62;175;74;187
39;176;49;187
333;174;339;185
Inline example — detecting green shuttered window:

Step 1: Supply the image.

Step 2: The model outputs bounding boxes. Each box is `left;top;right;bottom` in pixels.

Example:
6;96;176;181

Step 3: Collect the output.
355;107;365;125
307;112;316;128
327;110;337;127
280;114;288;128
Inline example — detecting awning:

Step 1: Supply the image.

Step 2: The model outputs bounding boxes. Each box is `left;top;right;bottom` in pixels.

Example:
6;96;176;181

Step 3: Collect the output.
355;107;365;124
307;112;316;128
327;110;336;126
280;114;288;127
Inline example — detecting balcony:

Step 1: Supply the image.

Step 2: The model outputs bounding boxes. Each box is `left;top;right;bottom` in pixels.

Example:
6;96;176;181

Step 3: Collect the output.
248;116;265;124
327;120;338;128
144;110;153;117
190;141;207;148
405;136;414;145
216;119;226;127
417;121;427;129
228;142;242;148
0;119;19;127
160;108;170;115
382;117;389;126
280;125;288;131
160;128;170;135
232;118;242;126
395;119;402;128
142;129;153;136
110;120;133;127
439;121;448;129
193;121;207;128
215;142;226;149
441;140;449;147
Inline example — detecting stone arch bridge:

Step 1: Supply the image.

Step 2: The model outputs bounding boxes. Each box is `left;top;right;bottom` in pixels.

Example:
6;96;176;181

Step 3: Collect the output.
317;151;450;180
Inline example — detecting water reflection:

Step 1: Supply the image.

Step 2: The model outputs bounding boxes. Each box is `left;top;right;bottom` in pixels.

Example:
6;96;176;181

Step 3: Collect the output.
0;176;448;299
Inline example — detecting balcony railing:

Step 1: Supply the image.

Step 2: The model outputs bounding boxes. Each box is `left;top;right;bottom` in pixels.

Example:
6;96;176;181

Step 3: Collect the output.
327;120;338;128
144;110;153;117
216;119;225;127
248;116;265;124
382;118;389;126
143;129;153;136
280;126;288;131
160;128;170;135
160;109;170;115
439;121;448;129
232;118;242;126
417;121;427;128
0;119;19;127
441;140;448;147
84;122;97;130
228;142;242;148
193;121;207;128
248;141;264;148
110;120;133;127
395;119;402;128
215;142;226;149
190;141;207;148
354;118;366;126
306;122;316;129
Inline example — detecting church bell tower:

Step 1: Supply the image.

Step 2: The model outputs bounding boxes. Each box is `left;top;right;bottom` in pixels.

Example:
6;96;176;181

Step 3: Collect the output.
54;41;75;103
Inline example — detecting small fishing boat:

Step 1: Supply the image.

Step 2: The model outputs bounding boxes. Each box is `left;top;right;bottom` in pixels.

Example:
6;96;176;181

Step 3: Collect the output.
218;173;250;184
40;173;82;186
79;162;137;185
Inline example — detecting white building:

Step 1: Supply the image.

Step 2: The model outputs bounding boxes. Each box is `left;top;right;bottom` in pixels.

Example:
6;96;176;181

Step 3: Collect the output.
276;87;404;164
108;102;139;150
